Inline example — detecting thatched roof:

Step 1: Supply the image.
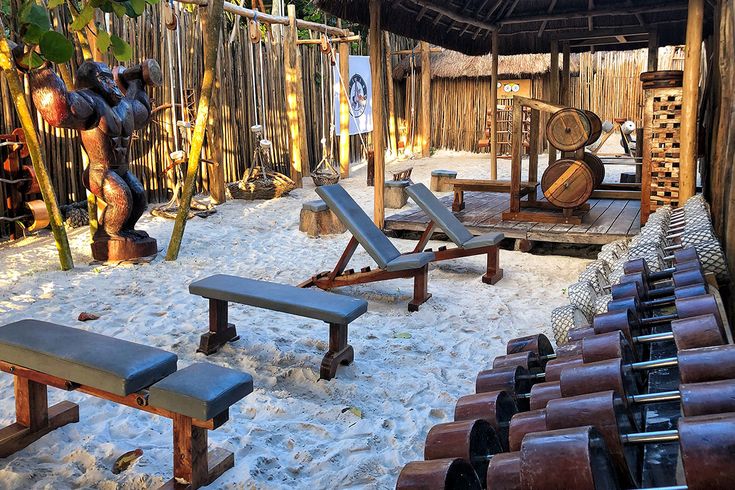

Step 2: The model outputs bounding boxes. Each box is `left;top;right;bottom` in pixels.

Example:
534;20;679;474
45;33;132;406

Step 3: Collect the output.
315;0;712;56
392;51;581;80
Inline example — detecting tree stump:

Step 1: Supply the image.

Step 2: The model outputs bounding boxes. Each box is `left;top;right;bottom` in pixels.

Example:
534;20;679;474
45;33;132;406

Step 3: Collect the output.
430;170;458;192
385;180;410;209
299;200;346;237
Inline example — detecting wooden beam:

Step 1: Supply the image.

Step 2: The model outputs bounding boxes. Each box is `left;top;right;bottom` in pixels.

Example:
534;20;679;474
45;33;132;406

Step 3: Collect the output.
497;3;689;26
285;4;306;187
369;0;385;228
647;28;659;71
339;41;350;178
391;47;443;56
548;40;560;165
297;35;361;45
679;0;704;202
420;41;431;158
177;0;351;37
410;0;496;31
385;32;398;157
561;41;571;106
490;30;498;180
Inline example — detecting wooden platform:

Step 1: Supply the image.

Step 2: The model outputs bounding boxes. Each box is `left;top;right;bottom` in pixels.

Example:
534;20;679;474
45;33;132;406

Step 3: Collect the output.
385;191;641;245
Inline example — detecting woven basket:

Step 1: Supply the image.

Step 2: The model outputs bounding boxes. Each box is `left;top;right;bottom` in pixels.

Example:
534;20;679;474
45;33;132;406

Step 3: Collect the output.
311;170;340;187
228;169;295;201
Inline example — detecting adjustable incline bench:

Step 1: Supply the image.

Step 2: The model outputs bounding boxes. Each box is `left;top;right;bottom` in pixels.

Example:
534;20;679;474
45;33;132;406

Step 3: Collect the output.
301;184;435;311
0;320;253;489
405;183;504;284
189;275;368;380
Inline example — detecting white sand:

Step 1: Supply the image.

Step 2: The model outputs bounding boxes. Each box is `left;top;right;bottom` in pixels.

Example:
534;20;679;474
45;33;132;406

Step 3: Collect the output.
0;151;634;489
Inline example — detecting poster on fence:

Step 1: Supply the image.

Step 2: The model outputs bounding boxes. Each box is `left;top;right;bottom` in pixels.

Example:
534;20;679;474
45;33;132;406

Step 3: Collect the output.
333;55;373;135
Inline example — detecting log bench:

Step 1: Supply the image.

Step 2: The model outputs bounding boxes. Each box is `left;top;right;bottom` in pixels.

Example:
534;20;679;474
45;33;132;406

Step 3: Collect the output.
0;319;253;489
189;275;368;380
449;179;540;211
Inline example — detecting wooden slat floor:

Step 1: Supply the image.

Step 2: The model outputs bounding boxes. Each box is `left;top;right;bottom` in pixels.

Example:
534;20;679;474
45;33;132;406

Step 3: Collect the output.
385;191;641;245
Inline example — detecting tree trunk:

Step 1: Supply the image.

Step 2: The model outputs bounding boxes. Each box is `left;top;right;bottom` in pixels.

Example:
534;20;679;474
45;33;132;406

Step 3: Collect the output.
0;26;74;270
165;0;225;260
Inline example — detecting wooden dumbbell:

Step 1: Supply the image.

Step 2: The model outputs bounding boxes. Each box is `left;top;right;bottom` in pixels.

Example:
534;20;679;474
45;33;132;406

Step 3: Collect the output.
454;390;518;451
397;457;483;489
113;59;163;87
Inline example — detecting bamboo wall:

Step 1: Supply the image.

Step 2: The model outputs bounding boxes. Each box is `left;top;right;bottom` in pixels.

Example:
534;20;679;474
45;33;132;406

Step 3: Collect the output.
0;6;352;236
392;47;684;153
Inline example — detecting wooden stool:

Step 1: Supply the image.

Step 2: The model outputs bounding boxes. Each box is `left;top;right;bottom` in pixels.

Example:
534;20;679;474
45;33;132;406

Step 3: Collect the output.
385;180;410;209
299;200;346;237
431;170;458;192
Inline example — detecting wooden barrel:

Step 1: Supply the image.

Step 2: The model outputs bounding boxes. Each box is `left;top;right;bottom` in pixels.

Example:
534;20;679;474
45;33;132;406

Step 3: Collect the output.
584;110;602;146
541;159;595;209
546;108;592;151
582;152;605;187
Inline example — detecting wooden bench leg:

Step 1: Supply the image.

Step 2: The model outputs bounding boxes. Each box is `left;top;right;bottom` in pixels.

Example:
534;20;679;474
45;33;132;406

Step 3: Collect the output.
452;190;465;212
163;414;234;490
0;377;79;458
320;323;354;380
483;246;504;285
408;265;432;312
198;299;239;355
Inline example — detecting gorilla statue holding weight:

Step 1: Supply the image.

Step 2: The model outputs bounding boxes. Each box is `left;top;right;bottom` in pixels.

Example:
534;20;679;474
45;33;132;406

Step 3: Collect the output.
17;49;161;261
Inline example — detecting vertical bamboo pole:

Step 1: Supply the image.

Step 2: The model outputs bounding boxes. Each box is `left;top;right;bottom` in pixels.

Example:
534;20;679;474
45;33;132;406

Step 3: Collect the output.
679;0;704;203
561;41;571;106
208;40;226;204
285;4;305;187
384;32;398;157
420;41;431;158
490;30;498;180
548;40;559;164
166;0;224;260
369;0;385;227
339;41;350;178
647;28;659;72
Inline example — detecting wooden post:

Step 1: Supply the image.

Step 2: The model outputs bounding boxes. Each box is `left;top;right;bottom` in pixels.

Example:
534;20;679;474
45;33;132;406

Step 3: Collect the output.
529;109;540;203
420;41;431;158
369;0;385;228
561;42;571;106
208;41;226;204
285;4;306;187
510;101;523;213
490;30;499;180
173;414;208;488
339;41;350;178
679;0;704;203
384;32;398;157
548;40;559;165
647;28;659;72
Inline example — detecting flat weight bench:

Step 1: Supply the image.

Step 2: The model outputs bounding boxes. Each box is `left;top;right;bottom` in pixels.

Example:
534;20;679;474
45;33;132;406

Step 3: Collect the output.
189;275;368;380
0;320;253;489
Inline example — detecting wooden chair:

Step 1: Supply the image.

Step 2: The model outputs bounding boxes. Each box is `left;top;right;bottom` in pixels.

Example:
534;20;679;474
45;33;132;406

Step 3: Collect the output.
300;184;435;311
405;183;504;284
0;319;253;489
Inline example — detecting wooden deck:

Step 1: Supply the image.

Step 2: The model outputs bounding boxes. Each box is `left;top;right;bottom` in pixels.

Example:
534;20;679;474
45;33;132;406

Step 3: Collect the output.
385;191;641;245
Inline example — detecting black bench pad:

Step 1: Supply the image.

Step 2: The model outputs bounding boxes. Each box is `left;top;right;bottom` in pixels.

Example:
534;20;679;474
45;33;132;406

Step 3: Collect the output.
189;275;368;325
0;320;178;396
148;363;253;420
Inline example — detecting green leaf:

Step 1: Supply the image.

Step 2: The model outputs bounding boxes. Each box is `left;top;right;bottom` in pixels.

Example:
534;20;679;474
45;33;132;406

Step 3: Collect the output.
20;3;51;31
21;23;45;45
393;332;412;339
110;0;126;17
144;0;160;5
39;30;74;63
129;0;145;15
89;0;106;7
70;3;95;31
347;407;362;418
96;28;111;53
20;51;45;70
47;0;66;8
110;34;132;61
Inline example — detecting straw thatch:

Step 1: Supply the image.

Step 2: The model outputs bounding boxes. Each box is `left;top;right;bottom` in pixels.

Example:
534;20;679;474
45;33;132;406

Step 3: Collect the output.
392;50;581;80
316;0;709;56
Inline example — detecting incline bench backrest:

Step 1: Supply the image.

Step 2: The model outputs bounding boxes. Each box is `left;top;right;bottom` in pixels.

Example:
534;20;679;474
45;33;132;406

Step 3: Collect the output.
406;183;474;246
316;184;401;269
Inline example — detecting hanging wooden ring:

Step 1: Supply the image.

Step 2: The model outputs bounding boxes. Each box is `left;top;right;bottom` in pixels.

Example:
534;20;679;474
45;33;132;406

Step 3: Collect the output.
25;200;49;231
249;17;262;44
320;35;330;53
163;3;177;30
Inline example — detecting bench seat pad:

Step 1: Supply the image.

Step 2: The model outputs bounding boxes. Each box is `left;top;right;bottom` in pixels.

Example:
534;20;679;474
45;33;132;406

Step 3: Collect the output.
385;252;434;272
148;363;253;420
463;233;505;250
302;200;328;212
190;275;368;324
0;320;178;396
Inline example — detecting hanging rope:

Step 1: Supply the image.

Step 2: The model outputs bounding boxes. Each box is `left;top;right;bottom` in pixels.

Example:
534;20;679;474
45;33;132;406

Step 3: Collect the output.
311;16;340;186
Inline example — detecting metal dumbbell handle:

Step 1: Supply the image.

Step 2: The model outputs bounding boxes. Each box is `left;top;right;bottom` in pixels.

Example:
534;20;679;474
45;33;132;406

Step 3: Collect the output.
620;428;679;444
628;390;681;405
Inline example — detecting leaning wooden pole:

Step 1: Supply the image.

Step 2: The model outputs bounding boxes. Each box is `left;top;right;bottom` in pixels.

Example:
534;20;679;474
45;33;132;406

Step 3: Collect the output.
0;28;74;271
548;40;560;165
490;30;498;179
419;41;431;158
166;0;225;261
339;40;350;178
679;0;704;203
384;32;398;157
369;0;385;227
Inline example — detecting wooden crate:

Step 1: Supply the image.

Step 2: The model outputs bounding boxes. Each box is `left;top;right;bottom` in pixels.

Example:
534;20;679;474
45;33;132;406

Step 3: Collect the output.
641;86;683;223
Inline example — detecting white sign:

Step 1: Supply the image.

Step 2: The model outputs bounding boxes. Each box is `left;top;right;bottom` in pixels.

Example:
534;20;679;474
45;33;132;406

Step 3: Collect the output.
333;55;373;135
